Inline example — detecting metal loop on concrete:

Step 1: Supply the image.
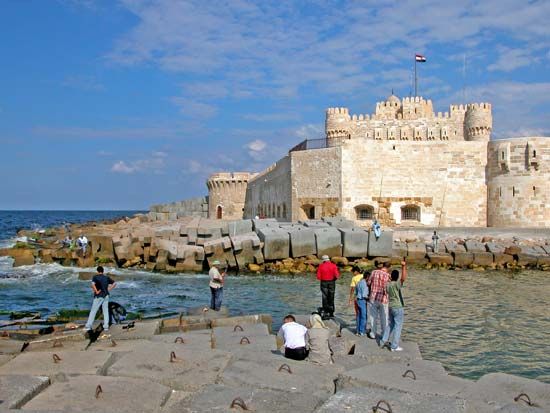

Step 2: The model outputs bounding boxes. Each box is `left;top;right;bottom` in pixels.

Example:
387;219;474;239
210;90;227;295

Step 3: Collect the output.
233;325;244;332
52;339;63;348
239;336;250;345
174;337;185;344
110;339;117;347
514;393;534;406
372;400;392;412
122;321;135;332
95;385;103;399
402;369;416;380
229;397;249;410
278;364;292;374
20;342;29;352
52;354;62;363
170;351;181;363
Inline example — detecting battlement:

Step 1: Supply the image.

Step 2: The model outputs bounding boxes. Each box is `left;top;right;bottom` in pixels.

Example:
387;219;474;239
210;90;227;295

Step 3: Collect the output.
207;172;254;183
326;107;350;115
466;102;492;111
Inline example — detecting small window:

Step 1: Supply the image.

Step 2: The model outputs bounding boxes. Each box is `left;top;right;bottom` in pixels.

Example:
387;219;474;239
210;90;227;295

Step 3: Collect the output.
355;205;374;220
533;150;537;158
282;204;287;219
501;151;505;160
302;204;315;220
401;205;420;221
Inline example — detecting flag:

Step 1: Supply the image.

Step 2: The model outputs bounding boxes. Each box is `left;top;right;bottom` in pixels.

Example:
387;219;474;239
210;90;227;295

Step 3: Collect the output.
415;54;426;62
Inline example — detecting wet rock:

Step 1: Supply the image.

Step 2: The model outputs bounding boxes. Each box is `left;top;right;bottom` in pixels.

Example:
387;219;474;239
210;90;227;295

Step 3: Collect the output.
428;253;453;266
472;252;493;266
453;252;474;267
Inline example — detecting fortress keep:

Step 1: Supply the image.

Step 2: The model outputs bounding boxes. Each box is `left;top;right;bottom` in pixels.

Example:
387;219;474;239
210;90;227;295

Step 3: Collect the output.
208;95;549;227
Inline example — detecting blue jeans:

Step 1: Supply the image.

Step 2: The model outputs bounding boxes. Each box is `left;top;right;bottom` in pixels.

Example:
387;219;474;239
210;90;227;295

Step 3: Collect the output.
382;307;404;349
210;287;223;311
370;301;388;338
85;296;110;330
356;298;367;334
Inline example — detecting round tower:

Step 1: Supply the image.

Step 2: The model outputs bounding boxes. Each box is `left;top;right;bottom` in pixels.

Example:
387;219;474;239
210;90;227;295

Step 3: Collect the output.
325;107;351;146
206;172;254;220
465;103;492;141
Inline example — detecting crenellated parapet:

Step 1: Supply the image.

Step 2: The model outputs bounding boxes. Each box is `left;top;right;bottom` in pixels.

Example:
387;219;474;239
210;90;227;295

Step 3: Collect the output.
465;103;492;141
325;107;351;141
206;172;256;220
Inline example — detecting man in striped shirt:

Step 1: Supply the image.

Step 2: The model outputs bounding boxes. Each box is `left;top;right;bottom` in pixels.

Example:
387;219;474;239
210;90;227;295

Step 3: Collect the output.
367;261;391;340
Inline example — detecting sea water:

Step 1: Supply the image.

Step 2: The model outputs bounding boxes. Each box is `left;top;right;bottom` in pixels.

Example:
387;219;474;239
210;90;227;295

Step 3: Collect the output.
0;211;548;383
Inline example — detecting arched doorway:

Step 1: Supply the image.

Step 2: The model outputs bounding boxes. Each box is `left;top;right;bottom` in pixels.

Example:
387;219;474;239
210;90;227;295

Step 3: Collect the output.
216;205;223;219
301;204;315;220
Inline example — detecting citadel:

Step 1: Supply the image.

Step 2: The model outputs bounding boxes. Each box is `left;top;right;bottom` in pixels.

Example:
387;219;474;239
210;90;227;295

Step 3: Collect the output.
195;94;547;228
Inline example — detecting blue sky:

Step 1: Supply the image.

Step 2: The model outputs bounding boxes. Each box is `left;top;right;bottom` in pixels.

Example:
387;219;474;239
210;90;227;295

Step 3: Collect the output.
1;0;549;210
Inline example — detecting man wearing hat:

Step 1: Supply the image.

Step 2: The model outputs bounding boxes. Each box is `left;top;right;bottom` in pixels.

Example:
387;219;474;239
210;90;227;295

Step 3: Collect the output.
316;255;340;319
209;260;226;311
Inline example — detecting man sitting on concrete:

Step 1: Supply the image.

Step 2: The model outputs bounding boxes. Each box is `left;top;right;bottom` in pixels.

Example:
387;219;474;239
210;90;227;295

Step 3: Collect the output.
307;313;332;365
278;314;309;361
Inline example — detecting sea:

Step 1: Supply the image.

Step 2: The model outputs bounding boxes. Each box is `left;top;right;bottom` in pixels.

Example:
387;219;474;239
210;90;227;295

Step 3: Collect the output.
0;210;549;383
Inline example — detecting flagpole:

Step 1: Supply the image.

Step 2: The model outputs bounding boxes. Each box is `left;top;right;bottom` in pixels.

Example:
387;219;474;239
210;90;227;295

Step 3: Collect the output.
414;55;417;97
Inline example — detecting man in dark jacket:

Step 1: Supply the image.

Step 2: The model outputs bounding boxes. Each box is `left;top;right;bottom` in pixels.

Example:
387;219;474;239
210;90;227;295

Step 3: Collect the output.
316;255;340;319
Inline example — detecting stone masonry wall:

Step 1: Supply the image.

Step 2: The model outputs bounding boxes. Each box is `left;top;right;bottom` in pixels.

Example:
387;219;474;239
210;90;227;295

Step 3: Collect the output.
243;157;292;220
340;139;488;227
487;137;550;227
207;172;254;220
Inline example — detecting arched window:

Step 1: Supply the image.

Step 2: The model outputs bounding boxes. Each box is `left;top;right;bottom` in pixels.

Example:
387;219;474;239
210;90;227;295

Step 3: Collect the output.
401;205;420;221
216;205;223;219
301;204;315;220
355;205;374;220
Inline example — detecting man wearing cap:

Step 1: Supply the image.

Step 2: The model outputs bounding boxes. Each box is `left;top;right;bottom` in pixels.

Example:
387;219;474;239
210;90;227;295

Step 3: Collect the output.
209;260;225;311
316;255;340;319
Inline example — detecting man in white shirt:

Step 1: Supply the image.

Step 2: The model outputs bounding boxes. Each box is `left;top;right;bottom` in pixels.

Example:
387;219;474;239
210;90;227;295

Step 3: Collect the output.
78;235;88;257
208;260;225;311
277;314;309;360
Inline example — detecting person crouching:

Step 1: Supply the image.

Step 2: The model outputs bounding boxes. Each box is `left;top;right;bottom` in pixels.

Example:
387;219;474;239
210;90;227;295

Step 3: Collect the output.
278;314;309;361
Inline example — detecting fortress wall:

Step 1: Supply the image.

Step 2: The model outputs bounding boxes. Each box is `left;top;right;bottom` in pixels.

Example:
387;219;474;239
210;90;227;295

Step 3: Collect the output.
243;157;292;220
487;137;550;227
207;173;253;220
339;140;487;227
290;147;342;221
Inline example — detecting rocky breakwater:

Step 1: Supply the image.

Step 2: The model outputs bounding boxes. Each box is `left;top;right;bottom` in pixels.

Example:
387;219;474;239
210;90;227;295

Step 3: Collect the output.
1;214;550;274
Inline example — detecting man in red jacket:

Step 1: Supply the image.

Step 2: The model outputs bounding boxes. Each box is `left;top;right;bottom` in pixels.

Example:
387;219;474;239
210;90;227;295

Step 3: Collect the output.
316;255;340;319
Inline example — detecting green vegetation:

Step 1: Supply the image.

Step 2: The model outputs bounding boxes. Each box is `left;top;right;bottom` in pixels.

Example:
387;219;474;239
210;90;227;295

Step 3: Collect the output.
95;257;114;264
13;241;34;249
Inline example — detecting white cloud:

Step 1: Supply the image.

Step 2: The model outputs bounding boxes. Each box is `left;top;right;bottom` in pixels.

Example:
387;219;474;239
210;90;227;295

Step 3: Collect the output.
111;161;135;174
244;139;268;161
152;151;168;158
487;47;539;72
111;157;166;174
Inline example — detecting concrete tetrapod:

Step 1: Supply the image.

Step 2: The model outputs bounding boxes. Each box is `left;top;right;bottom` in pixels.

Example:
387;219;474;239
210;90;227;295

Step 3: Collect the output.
286;226;317;257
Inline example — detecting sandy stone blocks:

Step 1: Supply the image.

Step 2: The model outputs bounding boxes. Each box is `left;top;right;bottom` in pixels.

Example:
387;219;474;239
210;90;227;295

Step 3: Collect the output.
203;236;236;268
230;232;264;268
338;228;368;258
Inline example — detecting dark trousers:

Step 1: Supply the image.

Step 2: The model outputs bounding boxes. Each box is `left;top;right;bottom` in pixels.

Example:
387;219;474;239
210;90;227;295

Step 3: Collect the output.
285;346;309;360
210;287;223;311
320;280;336;316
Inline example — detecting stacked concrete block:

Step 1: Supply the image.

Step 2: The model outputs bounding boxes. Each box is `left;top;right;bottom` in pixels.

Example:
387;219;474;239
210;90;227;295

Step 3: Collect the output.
406;242;427;263
322;216;355;228
453;252;474;267
175;245;205;272
314;227;343;258
112;236;144;262
472;252;494;266
203;236;237;268
87;234;115;260
286;226;317;257
252;218;278;231
301;220;330;228
464;240;487;252
196;226;223;246
444;241;466;254
367;230;393;258
256;228;290;260
339;228;368;258
230;232;264;268
227;219;253;236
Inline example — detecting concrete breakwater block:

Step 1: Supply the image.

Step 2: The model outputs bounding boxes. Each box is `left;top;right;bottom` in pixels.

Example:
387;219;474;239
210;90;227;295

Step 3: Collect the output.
163;383;325;413
473;252;494;266
457;372;550;411
314;227;343;258
316;388;470;413
287;227;316;257
453;251;474;267
151;330;213;351
196;226;223;246
0;350;113;377
211;314;273;332
494;252;515;265
336;359;472;397
428;252;454;265
339;228;368;258
252;218;278;231
227;219;253;236
367;230;393;258
213;323;270;338
257;228;290;260
21;375;171;413
464;239;487;252
106;341;232;391
230;232;264;268
445;241;466;253
213;333;277;356
342;330;421;364
109;320;159;340
203;236;237;268
406;241;427;262
0;374;50;409
322;216;355;228
301;219;330;228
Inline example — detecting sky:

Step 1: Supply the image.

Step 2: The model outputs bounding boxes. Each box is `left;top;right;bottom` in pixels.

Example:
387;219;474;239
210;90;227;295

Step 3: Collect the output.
0;0;549;210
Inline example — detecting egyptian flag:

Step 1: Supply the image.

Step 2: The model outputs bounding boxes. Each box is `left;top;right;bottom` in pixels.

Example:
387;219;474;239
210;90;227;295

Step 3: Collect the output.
415;54;427;62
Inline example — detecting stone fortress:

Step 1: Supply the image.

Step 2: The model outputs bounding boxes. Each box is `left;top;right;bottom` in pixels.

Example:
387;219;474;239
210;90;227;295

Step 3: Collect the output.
207;94;549;228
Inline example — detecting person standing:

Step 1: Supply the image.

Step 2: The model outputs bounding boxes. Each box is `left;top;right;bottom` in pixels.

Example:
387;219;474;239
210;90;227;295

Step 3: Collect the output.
209;260;225;311
380;261;408;351
348;266;364;316
367;261;391;340
84;266;116;332
278;314;308;360
432;230;440;252
316;255;340;319
354;271;370;336
77;234;88;257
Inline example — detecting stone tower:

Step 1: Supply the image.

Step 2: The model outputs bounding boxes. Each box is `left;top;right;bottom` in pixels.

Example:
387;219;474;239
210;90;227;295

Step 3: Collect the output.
465;103;492;141
325;107;351;146
206;172;255;220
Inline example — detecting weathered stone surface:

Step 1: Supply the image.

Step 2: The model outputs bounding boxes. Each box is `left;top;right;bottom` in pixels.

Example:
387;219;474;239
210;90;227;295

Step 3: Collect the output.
22;375;171;413
392;240;407;259
428;253;454;265
453;252;474;267
257;228;290;260
5;248;36;267
445;241;466;254
0;351;113;376
109;321;159;340
367;230;393;257
196;225;223;246
537;255;550;267
287;227;316;257
323;216;355;228
314;227;342;257
230;232;264;268
301;220;330;228
485;242;506;254
493;253;515;265
473;252;494;266
252;218;278;231
0;374;50;409
406;242;427;262
504;245;522;255
176;244;204;272
203;236;236;268
339;228;368;258
516;253;539;266
227;219;253;236
464;240;487;252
